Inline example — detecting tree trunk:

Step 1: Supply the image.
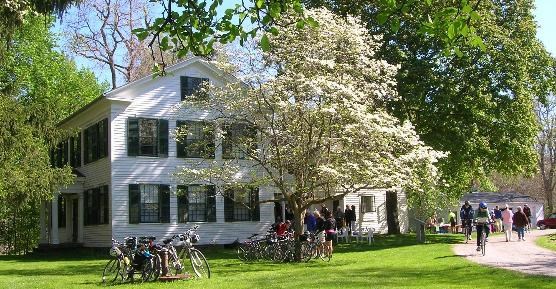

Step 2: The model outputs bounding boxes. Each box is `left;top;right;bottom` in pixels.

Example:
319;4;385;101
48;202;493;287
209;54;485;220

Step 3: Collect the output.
292;207;304;261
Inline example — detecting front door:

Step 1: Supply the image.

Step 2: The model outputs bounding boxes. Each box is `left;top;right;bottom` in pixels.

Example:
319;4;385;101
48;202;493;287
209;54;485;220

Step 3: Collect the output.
72;198;78;242
386;191;400;234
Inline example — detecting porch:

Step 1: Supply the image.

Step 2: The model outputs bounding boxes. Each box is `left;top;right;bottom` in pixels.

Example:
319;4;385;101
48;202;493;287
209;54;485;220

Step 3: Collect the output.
39;177;84;245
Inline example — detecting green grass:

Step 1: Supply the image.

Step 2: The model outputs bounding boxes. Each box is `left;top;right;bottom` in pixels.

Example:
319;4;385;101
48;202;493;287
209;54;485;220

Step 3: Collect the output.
0;234;554;289
536;233;556;252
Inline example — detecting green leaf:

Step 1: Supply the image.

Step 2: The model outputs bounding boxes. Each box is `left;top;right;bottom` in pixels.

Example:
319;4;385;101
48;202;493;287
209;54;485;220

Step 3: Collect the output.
447;23;455;40
454;47;463;58
391;19;400;33
256;0;264;9
260;34;270;52
462;5;472;14
296;20;305;29
377;12;389;25
470;11;480;21
306;17;319;28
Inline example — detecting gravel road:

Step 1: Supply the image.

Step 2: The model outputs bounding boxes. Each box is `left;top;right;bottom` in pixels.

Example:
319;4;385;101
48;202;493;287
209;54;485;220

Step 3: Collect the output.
452;228;556;277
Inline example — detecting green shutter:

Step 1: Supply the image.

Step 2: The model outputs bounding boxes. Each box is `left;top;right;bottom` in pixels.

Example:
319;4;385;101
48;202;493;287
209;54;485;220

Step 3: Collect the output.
158;119;168;157
251;188;260;221
127;118;139;156
176;121;186;158
91;124;99;161
224;189;234;222
93;188;101;225
103;185;109;224
101;118;109;158
129;184;140;224
83;190;89;225
159;185;170;223
177;185;188;223
207;185;216;222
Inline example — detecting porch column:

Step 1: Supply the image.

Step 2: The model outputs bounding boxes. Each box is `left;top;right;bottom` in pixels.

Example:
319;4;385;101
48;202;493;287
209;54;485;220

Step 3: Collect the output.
39;201;47;244
78;193;84;243
50;193;60;244
281;200;286;222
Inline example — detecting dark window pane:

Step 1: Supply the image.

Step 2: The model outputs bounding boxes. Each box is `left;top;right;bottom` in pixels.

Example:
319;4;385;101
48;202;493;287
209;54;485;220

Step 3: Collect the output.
140;184;159;223
139;119;158;156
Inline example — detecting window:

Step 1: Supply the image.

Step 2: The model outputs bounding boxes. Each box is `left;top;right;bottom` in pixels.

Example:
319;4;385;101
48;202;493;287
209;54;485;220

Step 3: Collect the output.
58;195;66;228
84;185;109;226
69;133;81;168
177;185;216;223
127;118;168;157
52;140;69;168
361;195;376;213
84;118;108;164
180;76;209;100
176;121;215;158
224;187;260;222
222;123;257;160
128;184;170;224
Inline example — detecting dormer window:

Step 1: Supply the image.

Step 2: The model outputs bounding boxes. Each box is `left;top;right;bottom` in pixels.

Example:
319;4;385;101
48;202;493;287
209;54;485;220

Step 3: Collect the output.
180;76;209;101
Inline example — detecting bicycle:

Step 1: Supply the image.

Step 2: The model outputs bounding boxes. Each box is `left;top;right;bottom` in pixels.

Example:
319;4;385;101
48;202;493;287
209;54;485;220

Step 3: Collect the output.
461;219;472;244
162;225;211;279
476;222;490;256
102;237;154;284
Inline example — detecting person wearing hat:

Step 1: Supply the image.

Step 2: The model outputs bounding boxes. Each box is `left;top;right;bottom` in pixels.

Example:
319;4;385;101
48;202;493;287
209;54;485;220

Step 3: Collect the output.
474;202;491;251
460;201;474;240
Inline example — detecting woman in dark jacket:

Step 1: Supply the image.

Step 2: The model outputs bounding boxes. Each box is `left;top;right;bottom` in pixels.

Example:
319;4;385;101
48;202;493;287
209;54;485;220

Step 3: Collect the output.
512;206;528;241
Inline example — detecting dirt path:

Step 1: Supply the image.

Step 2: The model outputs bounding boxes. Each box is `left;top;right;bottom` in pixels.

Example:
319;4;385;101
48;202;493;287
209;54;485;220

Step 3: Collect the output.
452;228;556;277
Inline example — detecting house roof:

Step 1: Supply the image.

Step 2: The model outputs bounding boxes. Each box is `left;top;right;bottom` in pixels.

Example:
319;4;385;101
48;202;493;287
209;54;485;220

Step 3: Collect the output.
72;168;85;178
460;191;540;205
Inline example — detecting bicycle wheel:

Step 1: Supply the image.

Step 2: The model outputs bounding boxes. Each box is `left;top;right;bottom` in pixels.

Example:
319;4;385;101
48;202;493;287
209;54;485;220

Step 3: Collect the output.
237;244;249;262
189;249;211;278
102;258;122;284
481;232;486;256
150;254;161;281
300;242;312;262
140;258;154;282
320;246;331;262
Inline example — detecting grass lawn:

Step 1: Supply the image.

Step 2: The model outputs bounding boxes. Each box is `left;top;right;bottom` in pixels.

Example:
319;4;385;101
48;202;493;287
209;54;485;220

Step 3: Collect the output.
536;233;556;252
0;234;554;289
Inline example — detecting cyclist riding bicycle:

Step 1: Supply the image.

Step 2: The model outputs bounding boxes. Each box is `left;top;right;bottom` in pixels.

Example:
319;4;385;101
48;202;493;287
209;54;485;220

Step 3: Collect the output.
460;201;474;240
474;202;491;251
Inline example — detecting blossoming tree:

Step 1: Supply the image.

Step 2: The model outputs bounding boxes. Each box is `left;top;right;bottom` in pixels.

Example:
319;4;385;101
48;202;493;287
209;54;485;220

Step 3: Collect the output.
175;8;445;243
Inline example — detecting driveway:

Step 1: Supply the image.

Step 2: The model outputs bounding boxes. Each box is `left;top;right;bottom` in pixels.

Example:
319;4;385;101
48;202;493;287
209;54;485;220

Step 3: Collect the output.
452;228;556;277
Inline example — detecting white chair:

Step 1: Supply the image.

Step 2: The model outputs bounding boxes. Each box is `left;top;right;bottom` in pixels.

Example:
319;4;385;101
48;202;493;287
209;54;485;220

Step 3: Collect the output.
337;227;350;243
352;225;363;243
366;227;375;245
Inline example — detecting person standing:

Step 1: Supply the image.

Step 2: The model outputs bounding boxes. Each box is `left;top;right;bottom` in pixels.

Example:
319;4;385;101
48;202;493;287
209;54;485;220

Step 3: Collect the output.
523;204;532;231
493;205;502;233
304;210;317;233
448;211;457;234
323;211;336;257
335;207;345;229
350;205;357;232
501;204;513;242
513;206;528;241
344;205;353;234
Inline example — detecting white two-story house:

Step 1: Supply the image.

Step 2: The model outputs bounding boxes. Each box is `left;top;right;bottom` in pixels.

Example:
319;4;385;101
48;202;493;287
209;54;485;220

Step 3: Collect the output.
39;57;408;247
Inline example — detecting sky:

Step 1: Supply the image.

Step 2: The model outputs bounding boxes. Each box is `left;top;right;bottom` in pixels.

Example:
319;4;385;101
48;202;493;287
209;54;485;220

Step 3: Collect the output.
534;0;556;56
62;0;556;85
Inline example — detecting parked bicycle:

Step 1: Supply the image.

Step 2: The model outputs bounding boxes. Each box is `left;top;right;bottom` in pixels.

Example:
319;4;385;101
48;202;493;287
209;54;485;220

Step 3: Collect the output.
102;236;154;284
161;225;211;279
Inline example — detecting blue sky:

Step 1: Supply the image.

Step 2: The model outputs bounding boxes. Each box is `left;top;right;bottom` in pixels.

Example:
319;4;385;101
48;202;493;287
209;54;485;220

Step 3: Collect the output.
534;0;556;56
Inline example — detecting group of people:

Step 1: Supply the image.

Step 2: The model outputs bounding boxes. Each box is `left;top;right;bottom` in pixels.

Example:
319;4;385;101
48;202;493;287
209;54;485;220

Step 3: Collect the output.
272;204;360;257
459;201;533;252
